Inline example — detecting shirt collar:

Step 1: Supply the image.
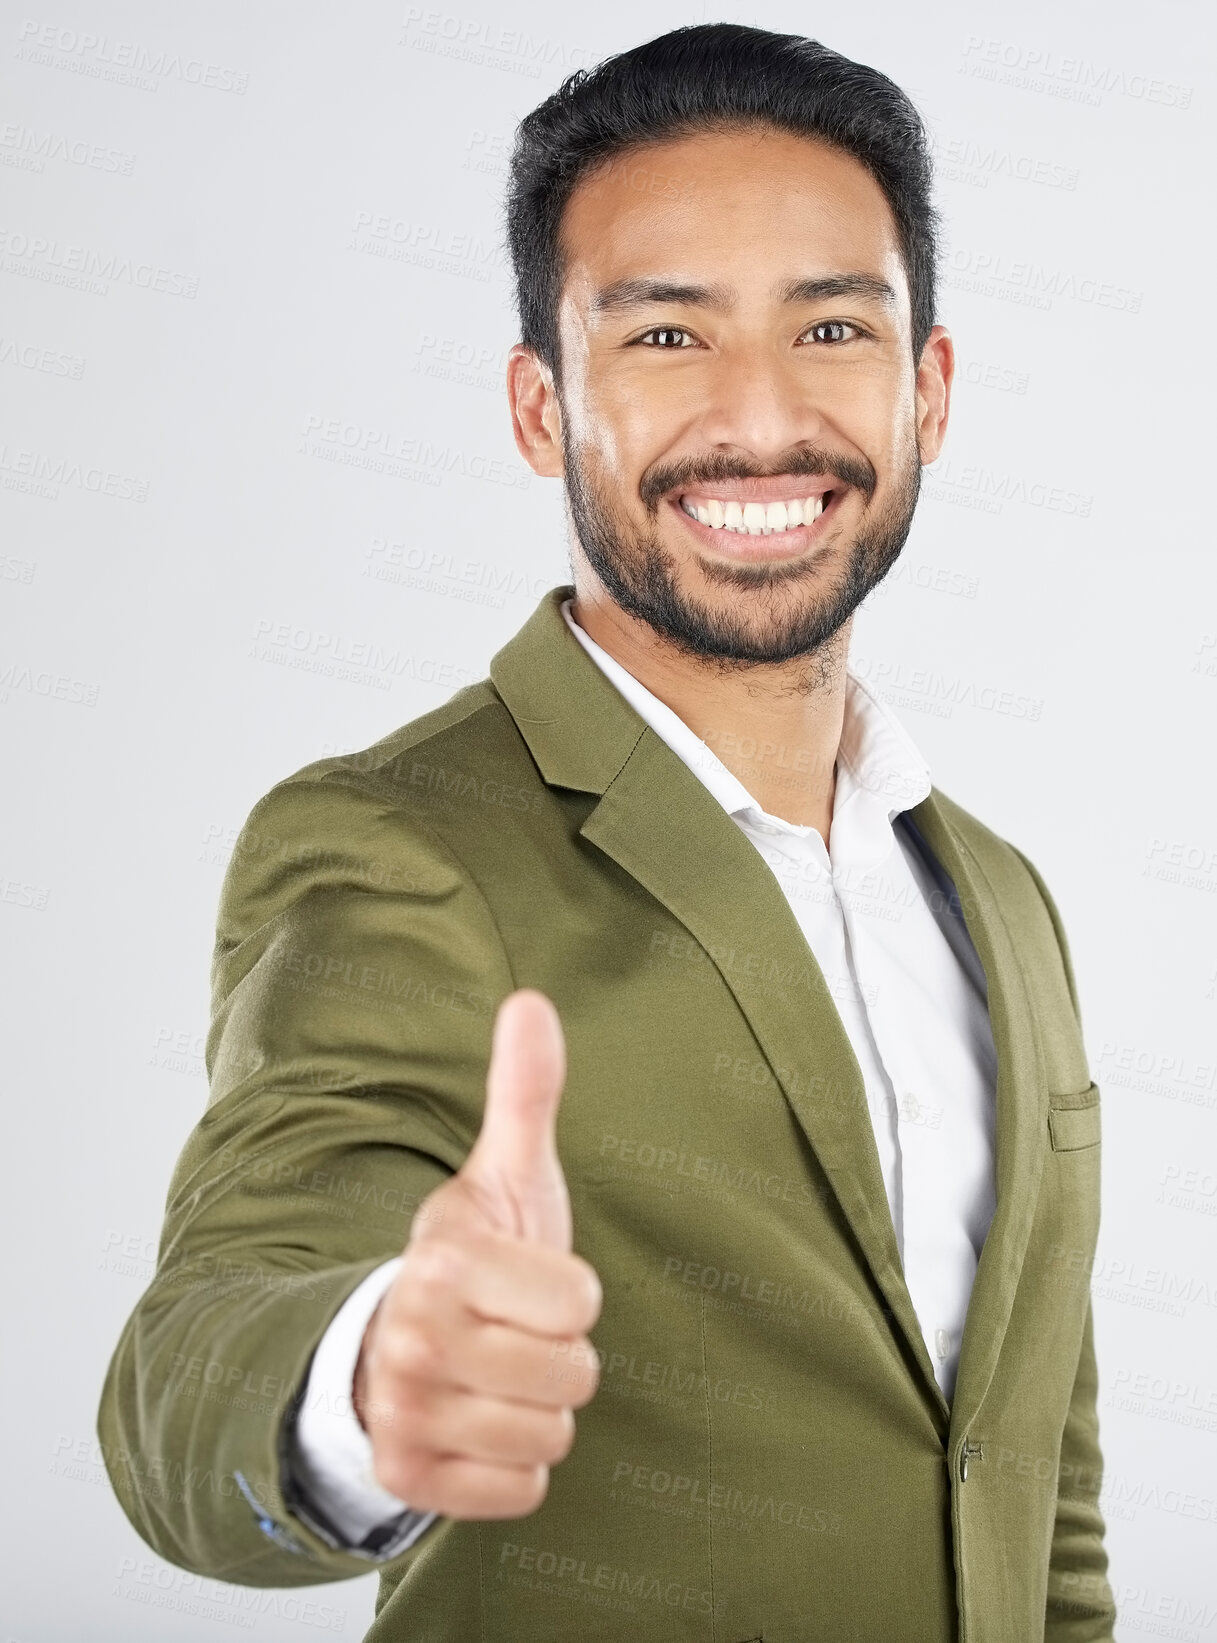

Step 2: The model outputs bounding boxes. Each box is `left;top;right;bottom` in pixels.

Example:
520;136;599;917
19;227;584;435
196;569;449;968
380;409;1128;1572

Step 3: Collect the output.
559;597;931;857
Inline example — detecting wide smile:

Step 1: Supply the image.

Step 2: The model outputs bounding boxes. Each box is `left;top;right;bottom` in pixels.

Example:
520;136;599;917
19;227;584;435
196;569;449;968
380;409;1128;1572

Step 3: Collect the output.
666;486;846;561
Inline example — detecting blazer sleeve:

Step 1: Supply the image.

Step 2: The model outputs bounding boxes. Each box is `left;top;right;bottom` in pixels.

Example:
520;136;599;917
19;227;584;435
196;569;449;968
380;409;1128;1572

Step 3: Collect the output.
1010;845;1118;1641
95;767;514;1586
1044;1294;1118;1640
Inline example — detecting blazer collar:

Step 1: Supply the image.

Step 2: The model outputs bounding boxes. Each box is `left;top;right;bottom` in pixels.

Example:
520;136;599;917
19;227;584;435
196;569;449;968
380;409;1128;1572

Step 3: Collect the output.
489;584;647;794
555;594;934;874
490;584;1047;1445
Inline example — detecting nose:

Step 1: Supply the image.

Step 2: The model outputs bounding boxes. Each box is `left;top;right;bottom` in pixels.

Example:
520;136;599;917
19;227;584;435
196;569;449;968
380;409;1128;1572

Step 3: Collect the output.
690;343;833;461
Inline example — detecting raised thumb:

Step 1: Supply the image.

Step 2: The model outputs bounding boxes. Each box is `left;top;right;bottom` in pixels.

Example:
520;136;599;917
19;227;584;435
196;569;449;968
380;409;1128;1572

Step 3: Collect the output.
460;988;571;1249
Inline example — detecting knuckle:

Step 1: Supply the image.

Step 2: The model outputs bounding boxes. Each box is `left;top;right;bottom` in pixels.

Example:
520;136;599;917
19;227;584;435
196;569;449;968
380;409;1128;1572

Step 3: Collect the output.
372;1448;427;1501
517;1464;550;1515
545;1407;576;1464
387;1378;427;1425
407;1238;469;1293
389;1322;446;1382
573;1258;603;1324
357;1392;400;1437
411;1186;449;1236
569;1346;600;1405
455;1170;509;1229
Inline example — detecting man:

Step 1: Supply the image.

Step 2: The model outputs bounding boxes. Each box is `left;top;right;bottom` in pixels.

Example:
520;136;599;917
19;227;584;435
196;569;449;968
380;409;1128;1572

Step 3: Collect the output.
98;22;1116;1642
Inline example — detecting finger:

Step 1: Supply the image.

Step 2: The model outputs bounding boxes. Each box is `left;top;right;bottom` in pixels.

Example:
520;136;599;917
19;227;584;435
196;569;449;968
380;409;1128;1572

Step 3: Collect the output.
371;1450;551;1522
462;989;570;1248
395;1227;601;1342
454;1226;602;1338
376;1308;601;1410
380;1382;577;1469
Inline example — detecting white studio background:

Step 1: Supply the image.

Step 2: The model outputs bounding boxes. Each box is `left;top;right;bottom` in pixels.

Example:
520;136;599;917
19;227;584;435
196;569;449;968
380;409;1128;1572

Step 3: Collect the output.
1;1;1213;1637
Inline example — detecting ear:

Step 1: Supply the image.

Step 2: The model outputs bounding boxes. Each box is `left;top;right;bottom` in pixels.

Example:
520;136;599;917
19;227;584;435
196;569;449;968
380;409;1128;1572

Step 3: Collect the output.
507;344;565;479
914;325;954;464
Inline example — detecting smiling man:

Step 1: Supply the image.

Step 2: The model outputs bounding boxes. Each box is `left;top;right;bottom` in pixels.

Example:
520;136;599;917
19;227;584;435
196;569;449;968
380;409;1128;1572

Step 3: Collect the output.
527;120;936;845
99;23;1116;1643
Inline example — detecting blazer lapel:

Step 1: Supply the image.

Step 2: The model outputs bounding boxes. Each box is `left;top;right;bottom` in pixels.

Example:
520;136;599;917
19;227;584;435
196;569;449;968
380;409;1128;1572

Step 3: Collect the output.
904;797;1049;1445
491;585;1044;1441
577;731;951;1416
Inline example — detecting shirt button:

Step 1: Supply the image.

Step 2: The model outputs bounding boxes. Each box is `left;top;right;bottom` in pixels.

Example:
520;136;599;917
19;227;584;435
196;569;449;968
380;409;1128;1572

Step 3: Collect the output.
935;1328;952;1360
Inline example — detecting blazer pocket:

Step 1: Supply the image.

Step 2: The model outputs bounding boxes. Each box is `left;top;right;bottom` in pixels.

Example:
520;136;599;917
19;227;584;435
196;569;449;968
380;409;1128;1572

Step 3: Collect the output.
1047;1081;1101;1152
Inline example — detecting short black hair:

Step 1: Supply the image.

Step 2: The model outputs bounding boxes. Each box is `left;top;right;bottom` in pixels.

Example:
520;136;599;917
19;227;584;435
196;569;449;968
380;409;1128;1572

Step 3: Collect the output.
505;23;941;386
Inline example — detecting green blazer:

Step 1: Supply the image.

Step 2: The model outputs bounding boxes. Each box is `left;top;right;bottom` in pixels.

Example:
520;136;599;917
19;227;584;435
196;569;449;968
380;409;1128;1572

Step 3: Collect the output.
98;584;1116;1641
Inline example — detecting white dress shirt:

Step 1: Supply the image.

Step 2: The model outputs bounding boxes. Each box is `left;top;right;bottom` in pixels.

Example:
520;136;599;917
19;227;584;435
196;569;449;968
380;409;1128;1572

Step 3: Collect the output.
286;595;999;1555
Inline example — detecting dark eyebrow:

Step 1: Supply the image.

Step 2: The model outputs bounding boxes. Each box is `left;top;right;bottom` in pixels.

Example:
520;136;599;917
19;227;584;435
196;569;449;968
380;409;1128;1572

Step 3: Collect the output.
588;272;899;316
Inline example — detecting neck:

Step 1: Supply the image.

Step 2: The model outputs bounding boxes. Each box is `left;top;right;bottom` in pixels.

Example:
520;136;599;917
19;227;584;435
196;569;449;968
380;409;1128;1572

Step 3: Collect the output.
569;585;849;838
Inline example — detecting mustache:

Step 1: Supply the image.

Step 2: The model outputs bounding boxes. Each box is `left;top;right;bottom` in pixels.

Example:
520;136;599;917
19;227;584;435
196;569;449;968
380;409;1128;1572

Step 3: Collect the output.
640;446;877;511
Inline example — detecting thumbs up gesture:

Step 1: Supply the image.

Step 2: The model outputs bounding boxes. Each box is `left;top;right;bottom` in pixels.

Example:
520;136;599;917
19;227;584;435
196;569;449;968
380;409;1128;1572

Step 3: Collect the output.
353;990;603;1519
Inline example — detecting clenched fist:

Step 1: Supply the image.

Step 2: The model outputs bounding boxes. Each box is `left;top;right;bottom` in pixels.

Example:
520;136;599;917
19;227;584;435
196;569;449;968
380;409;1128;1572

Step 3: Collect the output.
353;989;603;1519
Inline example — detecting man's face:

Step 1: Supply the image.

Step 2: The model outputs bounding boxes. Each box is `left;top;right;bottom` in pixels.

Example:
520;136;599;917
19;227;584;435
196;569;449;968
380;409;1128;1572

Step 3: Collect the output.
538;125;949;668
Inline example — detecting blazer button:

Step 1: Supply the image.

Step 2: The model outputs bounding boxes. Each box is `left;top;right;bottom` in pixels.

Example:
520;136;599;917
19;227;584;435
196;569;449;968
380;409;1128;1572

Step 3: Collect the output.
960;1438;983;1481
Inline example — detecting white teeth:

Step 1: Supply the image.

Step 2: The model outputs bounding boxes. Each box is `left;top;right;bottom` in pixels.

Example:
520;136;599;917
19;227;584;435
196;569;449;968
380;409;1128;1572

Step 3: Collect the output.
678;493;828;534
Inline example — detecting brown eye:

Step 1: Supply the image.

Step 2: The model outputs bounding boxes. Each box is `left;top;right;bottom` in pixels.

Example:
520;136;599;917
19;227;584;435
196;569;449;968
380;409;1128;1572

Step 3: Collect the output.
638;327;694;348
806;321;856;344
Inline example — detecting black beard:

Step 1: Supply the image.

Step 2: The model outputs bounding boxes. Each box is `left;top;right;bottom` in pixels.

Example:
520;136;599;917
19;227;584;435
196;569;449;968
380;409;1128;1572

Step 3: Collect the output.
562;432;922;673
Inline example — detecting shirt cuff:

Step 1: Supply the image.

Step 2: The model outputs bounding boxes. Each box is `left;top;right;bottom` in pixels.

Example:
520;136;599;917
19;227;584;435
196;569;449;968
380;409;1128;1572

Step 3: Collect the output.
284;1257;440;1557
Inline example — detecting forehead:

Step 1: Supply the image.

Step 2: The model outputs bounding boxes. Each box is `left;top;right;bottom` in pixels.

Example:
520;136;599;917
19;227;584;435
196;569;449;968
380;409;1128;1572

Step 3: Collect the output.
558;126;907;314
